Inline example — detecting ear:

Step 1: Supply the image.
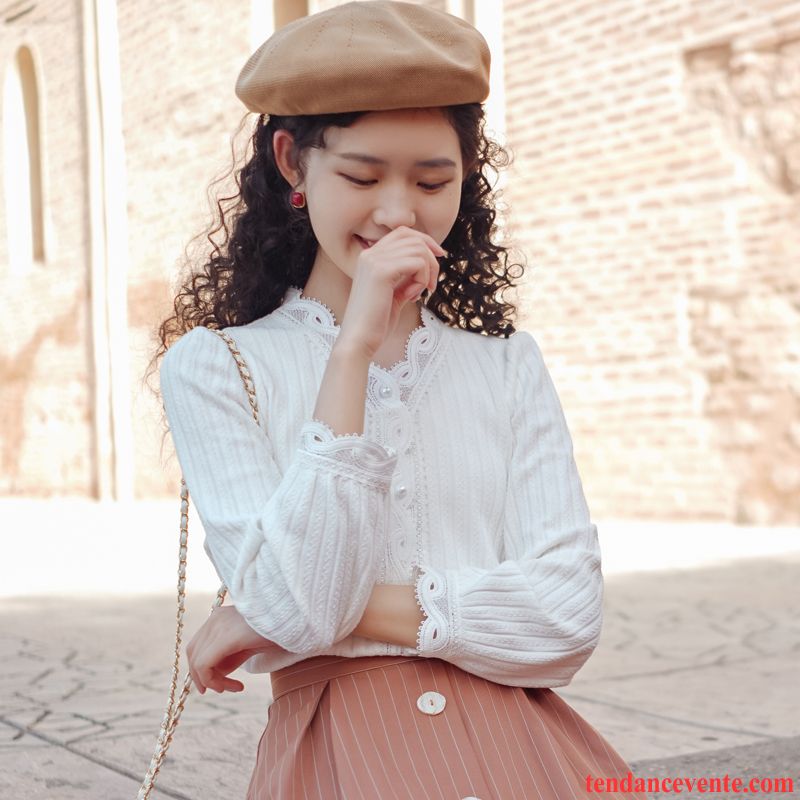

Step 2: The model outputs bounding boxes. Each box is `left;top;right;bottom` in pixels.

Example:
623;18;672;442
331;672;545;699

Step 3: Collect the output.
272;129;301;189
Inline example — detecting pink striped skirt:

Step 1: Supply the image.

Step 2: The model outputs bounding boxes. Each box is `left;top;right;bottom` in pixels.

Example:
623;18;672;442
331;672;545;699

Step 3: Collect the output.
246;654;647;800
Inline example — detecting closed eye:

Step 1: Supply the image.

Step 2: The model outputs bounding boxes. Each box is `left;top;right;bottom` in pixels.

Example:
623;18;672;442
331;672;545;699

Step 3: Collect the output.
340;174;449;192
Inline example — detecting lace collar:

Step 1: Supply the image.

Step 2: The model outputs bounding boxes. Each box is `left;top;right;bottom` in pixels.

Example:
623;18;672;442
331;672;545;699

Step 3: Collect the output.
277;284;444;388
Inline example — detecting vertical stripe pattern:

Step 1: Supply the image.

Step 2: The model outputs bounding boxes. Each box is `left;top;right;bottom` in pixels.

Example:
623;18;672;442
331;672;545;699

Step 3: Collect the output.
246;655;647;800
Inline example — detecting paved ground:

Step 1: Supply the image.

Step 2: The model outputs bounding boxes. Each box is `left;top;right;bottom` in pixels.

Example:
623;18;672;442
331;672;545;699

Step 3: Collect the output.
1;553;798;799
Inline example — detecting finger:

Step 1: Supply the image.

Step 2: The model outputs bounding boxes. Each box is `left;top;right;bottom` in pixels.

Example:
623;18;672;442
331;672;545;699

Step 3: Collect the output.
195;630;229;689
406;276;426;302
207;671;245;693
395;262;424;301
403;280;422;301
410;237;440;296
431;247;443;293
400;226;445;258
416;242;437;299
392;243;437;301
187;650;205;694
428;250;439;295
421;231;447;258
417;249;437;299
196;647;237;694
197;666;216;694
186;627;207;688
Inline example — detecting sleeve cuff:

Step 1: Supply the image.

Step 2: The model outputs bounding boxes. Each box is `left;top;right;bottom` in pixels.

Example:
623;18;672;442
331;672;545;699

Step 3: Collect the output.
412;563;458;657
298;418;398;488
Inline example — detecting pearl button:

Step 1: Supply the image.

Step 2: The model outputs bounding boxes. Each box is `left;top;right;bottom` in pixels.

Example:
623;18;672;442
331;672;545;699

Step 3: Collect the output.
416;691;446;715
394;483;407;499
379;384;392;398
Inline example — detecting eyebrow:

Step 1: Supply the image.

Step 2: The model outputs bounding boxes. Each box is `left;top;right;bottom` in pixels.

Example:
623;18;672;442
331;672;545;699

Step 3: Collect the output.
335;152;457;169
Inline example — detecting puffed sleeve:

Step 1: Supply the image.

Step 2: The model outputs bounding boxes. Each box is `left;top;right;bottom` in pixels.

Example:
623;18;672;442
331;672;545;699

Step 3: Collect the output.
159;326;399;655
411;330;603;688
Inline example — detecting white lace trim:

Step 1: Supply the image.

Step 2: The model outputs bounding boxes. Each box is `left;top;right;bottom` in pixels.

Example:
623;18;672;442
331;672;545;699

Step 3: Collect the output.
377;315;427;374
300;418;397;468
290;288;340;325
279;285;440;397
412;562;453;655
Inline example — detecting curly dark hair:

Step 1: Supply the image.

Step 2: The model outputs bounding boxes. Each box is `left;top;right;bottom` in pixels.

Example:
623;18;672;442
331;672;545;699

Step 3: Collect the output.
144;103;526;425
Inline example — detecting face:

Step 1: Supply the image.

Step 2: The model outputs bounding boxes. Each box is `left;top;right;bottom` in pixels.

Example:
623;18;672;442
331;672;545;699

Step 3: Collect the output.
274;108;463;289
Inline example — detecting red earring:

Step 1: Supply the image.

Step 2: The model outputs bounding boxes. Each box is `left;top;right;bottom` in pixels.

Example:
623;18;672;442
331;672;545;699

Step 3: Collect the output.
290;191;306;208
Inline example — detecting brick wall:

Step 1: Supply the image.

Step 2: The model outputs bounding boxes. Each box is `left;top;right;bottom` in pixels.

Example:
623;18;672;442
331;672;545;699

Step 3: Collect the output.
502;0;800;523
1;0;797;524
115;0;253;498
0;1;91;495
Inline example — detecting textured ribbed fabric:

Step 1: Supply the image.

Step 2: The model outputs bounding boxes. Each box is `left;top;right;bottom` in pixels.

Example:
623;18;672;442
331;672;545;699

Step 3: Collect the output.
159;285;603;688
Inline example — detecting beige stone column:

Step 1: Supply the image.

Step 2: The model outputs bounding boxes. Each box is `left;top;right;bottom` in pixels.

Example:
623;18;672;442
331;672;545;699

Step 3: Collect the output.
81;0;133;501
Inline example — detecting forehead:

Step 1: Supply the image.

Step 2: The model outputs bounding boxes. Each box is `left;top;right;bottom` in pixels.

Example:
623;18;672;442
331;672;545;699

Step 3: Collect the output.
323;108;460;164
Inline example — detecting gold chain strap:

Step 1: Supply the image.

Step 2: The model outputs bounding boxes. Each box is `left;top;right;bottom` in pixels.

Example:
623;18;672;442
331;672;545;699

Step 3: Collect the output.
138;328;261;799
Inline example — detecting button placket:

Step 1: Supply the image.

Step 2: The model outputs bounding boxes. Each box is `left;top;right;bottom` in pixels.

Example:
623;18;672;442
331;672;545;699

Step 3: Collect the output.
389;456;414;569
373;380;416;577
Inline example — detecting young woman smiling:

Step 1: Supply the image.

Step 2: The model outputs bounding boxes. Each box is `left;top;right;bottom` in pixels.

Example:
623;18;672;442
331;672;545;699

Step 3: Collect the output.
147;3;646;798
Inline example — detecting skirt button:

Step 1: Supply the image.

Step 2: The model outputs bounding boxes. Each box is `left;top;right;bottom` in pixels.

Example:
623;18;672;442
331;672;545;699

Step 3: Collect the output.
416;690;446;715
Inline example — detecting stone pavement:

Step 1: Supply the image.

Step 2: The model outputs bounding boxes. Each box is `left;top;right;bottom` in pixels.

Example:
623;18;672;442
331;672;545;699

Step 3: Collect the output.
1;553;798;800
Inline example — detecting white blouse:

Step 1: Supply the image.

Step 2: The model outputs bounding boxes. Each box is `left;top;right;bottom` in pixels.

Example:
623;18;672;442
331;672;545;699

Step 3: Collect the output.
159;285;603;688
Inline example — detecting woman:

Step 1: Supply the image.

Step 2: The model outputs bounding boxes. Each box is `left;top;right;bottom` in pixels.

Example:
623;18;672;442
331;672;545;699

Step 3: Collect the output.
150;2;647;798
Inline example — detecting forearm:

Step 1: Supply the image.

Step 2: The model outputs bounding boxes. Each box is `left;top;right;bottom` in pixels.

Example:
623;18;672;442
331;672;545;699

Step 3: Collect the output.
313;330;418;646
352;584;424;650
313;338;371;436
313;339;412;649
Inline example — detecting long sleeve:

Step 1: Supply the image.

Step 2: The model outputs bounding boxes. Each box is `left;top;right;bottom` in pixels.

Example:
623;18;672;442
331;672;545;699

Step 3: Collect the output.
159;326;399;655
412;330;603;688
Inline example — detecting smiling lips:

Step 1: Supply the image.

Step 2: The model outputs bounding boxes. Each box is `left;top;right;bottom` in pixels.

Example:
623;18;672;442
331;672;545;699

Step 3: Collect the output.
355;234;378;248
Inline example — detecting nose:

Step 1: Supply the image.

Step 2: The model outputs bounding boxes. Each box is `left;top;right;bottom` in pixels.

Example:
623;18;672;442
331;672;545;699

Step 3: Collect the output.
372;185;416;230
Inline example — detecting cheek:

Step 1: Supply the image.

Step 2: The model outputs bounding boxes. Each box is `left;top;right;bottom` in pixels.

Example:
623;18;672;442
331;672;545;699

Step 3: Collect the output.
424;206;457;240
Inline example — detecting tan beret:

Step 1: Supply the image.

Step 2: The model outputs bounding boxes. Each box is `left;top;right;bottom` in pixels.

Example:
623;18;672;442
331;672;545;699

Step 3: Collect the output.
235;0;491;116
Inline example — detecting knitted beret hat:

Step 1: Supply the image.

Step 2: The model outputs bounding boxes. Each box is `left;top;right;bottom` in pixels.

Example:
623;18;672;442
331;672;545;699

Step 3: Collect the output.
235;0;491;116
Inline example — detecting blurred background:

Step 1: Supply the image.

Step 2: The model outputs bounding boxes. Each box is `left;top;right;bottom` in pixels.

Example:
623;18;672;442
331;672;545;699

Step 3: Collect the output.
1;1;799;798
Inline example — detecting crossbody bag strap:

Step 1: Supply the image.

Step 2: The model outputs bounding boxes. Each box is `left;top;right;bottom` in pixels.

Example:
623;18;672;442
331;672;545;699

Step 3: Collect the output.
138;327;261;800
